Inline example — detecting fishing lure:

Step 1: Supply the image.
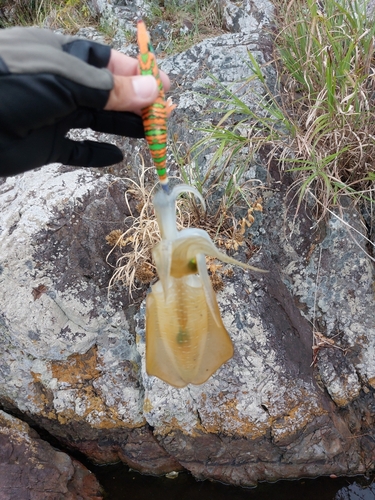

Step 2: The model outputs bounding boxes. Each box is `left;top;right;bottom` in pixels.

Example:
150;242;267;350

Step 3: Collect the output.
146;184;267;388
137;19;175;193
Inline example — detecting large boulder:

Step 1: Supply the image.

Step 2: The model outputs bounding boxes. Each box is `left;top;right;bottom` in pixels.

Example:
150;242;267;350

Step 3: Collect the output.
0;166;180;475
0;0;374;490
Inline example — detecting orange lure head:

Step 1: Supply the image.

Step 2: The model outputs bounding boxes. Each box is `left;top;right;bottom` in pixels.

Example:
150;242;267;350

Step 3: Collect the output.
137;20;150;56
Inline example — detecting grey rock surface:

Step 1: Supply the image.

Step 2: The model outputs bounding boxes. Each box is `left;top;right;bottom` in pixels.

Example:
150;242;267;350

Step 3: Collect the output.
0;0;374;490
0;166;180;475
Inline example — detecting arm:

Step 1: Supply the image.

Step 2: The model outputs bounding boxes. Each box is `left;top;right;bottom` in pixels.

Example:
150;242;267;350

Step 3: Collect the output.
0;27;170;176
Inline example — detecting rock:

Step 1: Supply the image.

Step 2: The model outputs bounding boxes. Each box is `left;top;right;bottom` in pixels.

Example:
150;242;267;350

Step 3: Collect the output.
290;202;375;400
220;0;274;34
0;0;374;490
0;409;102;500
87;0;149;52
0;166;181;476
74;27;107;45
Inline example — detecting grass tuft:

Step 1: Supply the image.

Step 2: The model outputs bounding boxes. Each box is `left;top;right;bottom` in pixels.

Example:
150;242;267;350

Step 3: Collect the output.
276;0;375;216
0;0;97;32
144;0;225;54
184;59;285;226
106;162;161;297
189;0;375;220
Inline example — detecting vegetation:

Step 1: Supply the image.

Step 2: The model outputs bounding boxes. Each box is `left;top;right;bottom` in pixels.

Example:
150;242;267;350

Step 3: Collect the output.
144;0;224;54
194;0;375;219
185;60;291;216
0;0;224;51
278;0;375;214
0;0;96;31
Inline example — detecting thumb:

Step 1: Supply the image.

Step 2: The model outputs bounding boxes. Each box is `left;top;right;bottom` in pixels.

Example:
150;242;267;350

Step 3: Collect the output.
104;74;159;113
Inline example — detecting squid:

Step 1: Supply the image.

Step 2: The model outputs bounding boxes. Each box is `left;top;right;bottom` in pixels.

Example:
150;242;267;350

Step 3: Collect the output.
146;185;266;388
136;21;266;387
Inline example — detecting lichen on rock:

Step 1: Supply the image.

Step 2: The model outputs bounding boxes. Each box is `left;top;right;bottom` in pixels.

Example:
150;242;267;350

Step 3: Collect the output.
0;0;375;490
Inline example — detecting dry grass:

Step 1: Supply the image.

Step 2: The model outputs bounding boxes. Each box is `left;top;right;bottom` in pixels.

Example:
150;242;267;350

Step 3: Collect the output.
106;160;262;297
106;165;161;297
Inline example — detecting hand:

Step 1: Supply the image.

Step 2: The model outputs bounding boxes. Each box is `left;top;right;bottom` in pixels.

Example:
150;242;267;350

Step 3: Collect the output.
105;49;170;114
0;27;171;176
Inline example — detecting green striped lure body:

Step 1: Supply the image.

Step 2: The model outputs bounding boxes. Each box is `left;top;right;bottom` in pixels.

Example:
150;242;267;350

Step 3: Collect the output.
137;20;175;193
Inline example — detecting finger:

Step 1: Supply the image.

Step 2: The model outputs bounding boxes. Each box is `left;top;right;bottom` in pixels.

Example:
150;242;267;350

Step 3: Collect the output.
104;74;160;113
58;139;123;167
107;49;171;91
69;109;145;138
107;50;139;76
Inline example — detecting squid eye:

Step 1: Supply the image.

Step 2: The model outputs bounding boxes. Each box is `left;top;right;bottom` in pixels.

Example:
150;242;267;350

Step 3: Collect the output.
187;258;197;272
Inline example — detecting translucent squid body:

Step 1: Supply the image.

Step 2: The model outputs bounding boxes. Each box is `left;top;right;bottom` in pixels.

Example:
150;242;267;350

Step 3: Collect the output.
146;185;266;388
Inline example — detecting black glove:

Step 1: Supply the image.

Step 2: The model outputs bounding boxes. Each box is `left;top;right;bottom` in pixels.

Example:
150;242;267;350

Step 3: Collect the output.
0;27;145;176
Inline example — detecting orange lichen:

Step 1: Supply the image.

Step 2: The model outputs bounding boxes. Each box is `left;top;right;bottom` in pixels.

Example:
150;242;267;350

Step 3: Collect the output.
30;371;42;383
143;398;153;413
53;385;146;430
152;387;328;441
197;397;270;438
50;346;100;384
268;390;328;443
152;416;200;437
29;347;146;430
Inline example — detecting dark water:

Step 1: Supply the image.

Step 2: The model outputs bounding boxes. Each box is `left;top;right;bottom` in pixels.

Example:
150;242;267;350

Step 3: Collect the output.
90;463;375;500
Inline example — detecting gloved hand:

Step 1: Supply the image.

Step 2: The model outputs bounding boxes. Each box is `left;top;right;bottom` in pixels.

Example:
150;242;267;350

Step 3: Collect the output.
0;27;162;176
